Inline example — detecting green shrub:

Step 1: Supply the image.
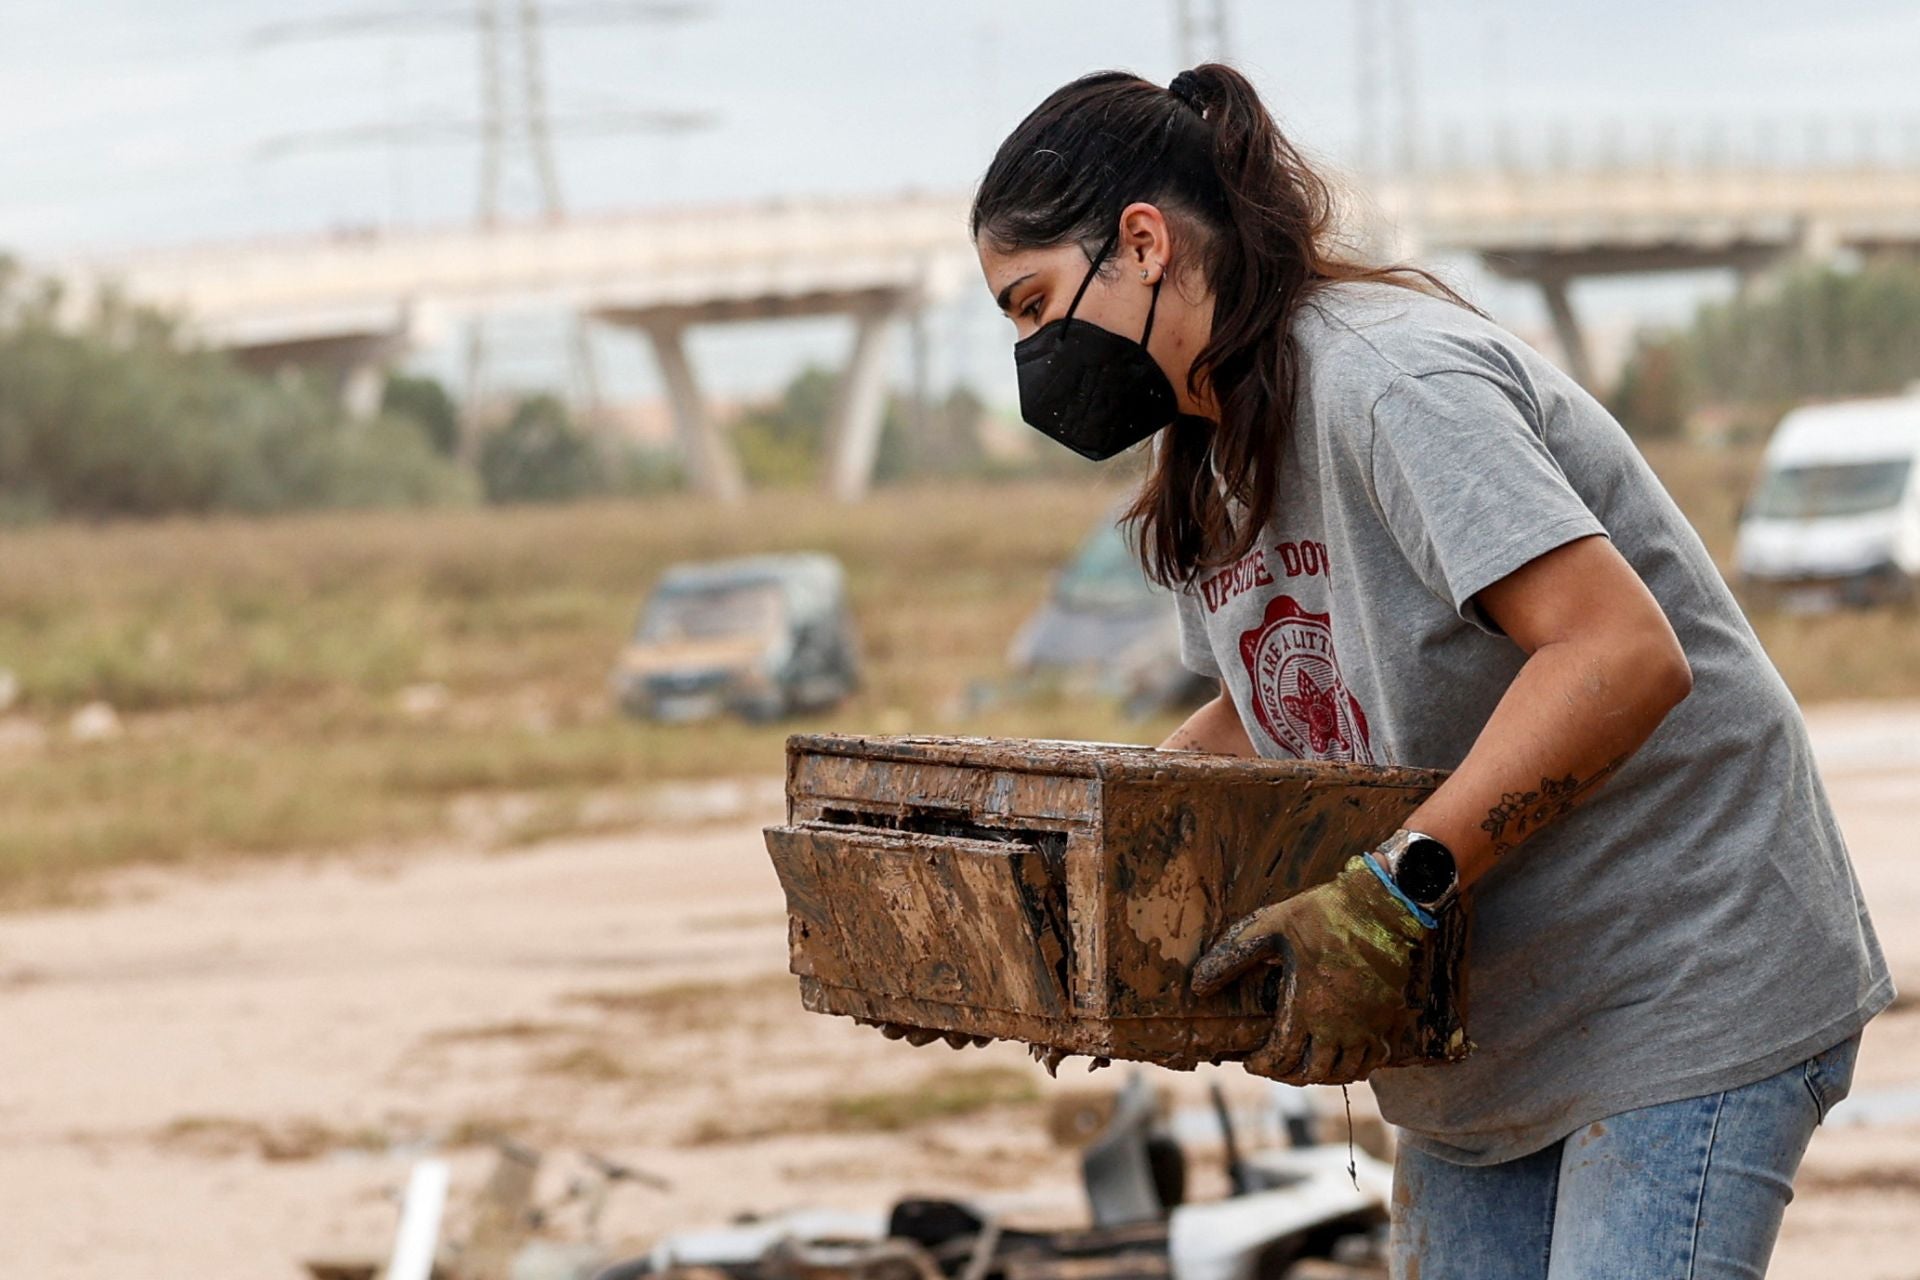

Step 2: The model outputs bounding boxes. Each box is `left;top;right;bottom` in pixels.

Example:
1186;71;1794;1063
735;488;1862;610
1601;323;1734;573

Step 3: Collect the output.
0;271;471;519
732;364;1005;487
382;373;462;457
477;393;600;503
1610;259;1920;437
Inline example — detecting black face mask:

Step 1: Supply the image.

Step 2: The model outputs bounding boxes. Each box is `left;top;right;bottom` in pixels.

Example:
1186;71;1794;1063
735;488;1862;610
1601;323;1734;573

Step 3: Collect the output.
1014;232;1181;461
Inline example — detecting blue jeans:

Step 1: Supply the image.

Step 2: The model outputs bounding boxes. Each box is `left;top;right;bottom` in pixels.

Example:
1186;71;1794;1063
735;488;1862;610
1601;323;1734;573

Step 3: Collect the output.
1389;1032;1861;1279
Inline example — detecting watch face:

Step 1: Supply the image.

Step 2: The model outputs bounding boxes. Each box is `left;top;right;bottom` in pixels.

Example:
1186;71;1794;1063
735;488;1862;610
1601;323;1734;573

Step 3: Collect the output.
1396;836;1458;905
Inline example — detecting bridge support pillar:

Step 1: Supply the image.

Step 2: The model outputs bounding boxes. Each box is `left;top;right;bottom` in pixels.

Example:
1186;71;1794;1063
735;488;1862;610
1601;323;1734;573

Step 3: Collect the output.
230;330;407;425
1536;275;1596;390
1795;217;1842;264
341;359;388;423
824;296;907;503
645;322;745;504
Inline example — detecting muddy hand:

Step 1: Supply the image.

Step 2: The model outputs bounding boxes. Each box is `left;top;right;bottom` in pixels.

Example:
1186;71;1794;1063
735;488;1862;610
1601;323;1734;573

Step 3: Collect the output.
863;1019;991;1049
1191;855;1429;1086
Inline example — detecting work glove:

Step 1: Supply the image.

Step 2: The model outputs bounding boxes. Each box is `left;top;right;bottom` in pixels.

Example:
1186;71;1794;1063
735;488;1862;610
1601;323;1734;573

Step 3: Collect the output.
1190;855;1429;1086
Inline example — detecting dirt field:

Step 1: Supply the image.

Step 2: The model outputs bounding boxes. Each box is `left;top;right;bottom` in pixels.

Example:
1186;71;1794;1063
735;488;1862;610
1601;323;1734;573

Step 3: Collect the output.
4;703;1919;1279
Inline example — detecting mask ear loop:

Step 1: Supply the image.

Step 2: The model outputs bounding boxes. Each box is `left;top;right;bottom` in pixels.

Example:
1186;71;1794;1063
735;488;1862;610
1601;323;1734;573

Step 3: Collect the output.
1064;229;1120;322
1141;275;1163;348
1064;227;1163;350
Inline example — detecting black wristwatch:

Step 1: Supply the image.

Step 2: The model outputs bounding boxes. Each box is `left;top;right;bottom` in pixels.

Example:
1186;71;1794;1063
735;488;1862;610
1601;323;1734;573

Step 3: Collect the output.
1374;829;1460;915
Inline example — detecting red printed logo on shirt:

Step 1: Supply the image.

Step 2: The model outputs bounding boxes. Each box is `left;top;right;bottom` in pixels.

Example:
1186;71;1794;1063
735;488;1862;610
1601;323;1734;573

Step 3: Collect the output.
1238;594;1375;763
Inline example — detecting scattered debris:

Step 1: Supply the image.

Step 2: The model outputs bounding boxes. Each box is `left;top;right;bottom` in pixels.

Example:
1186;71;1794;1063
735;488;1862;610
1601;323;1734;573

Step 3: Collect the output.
156;1114;388;1163
67;700;123;742
0;715;48;753
565;973;795;1034
607;1073;1391;1280
304;1140;669;1280
1048;1088;1129;1149
762;1234;948;1280
683;1066;1042;1146
385;1157;451;1280
1082;1074;1186;1228
399;682;453;720
536;1044;633;1083
425;1019;571;1046
304;1077;1392;1280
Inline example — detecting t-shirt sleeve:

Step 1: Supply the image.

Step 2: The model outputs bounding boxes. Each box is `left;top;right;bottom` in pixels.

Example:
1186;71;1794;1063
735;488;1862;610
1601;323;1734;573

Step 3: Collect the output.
1368;368;1608;635
1173;583;1223;679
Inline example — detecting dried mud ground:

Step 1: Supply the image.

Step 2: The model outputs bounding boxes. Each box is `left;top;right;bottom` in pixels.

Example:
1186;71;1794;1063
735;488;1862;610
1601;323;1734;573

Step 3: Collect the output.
5;704;1920;1279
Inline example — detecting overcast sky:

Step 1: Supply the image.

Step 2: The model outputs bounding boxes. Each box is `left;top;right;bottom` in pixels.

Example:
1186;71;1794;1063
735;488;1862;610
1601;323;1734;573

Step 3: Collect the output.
8;0;1920;402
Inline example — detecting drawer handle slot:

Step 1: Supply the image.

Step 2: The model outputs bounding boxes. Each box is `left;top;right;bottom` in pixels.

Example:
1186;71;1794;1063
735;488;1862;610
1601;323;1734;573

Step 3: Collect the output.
819;805;1069;863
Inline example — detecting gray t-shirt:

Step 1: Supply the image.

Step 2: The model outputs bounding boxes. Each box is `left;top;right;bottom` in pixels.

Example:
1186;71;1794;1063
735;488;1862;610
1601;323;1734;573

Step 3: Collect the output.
1173;280;1892;1165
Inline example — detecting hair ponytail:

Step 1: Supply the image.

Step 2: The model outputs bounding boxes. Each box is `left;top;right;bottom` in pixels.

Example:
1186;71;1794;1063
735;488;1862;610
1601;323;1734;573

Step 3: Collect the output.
972;64;1478;588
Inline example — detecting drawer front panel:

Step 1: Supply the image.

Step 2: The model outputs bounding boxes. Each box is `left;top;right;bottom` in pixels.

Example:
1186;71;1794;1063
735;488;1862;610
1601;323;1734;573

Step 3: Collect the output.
765;821;1072;1018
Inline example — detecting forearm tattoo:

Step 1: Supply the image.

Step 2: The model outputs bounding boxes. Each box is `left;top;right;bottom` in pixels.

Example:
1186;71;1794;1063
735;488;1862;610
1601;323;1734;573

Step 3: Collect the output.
1480;754;1627;857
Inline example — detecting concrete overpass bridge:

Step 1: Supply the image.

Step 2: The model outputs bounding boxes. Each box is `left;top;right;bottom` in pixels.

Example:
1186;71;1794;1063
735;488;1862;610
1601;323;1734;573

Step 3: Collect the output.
1388;163;1920;386
55;195;979;502
54;150;1920;501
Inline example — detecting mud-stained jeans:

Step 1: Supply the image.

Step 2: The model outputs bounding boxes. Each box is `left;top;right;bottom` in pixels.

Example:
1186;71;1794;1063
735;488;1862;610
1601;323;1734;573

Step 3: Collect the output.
1387;1032;1861;1280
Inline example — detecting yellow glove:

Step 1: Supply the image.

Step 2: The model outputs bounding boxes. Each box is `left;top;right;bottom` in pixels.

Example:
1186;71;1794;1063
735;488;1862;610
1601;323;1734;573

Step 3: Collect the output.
1191;855;1430;1085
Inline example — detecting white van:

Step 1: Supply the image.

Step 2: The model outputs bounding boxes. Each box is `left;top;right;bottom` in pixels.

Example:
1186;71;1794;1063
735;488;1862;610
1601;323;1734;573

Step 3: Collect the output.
1734;394;1920;608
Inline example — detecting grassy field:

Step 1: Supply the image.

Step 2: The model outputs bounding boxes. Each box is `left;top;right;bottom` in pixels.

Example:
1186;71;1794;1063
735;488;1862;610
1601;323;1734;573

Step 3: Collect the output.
0;477;1153;896
1;444;1915;898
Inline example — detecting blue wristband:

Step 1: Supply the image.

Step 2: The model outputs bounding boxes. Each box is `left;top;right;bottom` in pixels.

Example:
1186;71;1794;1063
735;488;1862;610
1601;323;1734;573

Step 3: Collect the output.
1363;852;1439;930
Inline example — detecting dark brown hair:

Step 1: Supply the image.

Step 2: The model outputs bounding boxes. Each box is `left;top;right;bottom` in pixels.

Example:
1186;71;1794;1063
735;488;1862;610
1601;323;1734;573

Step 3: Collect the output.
971;64;1478;587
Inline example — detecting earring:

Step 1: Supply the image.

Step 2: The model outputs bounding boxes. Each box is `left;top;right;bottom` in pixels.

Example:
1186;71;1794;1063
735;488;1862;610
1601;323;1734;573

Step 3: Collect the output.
1140;268;1150;280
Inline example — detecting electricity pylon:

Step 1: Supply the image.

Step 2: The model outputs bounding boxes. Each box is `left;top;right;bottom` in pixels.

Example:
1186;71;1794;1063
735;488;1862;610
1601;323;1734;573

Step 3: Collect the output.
251;1;715;452
1173;0;1232;66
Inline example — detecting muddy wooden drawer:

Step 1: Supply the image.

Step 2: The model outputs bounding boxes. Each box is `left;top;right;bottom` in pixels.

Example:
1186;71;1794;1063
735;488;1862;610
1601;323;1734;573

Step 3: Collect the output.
764;734;1469;1076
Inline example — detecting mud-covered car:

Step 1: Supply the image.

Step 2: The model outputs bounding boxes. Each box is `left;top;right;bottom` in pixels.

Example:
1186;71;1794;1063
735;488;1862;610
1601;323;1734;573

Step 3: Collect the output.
613;553;860;723
1008;508;1215;718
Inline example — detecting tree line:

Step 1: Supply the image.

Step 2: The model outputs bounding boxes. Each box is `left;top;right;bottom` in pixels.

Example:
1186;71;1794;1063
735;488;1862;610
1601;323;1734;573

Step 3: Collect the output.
1610;258;1920;440
0;257;1034;522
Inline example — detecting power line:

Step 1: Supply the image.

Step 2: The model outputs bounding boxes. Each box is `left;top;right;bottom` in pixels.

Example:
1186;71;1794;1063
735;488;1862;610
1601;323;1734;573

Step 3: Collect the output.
249;0;714;224
247;0;718;446
248;2;711;49
251;111;718;164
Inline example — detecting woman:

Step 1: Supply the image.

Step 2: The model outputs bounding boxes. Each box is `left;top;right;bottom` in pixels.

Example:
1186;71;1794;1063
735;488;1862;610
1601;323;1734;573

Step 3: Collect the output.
971;65;1891;1278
